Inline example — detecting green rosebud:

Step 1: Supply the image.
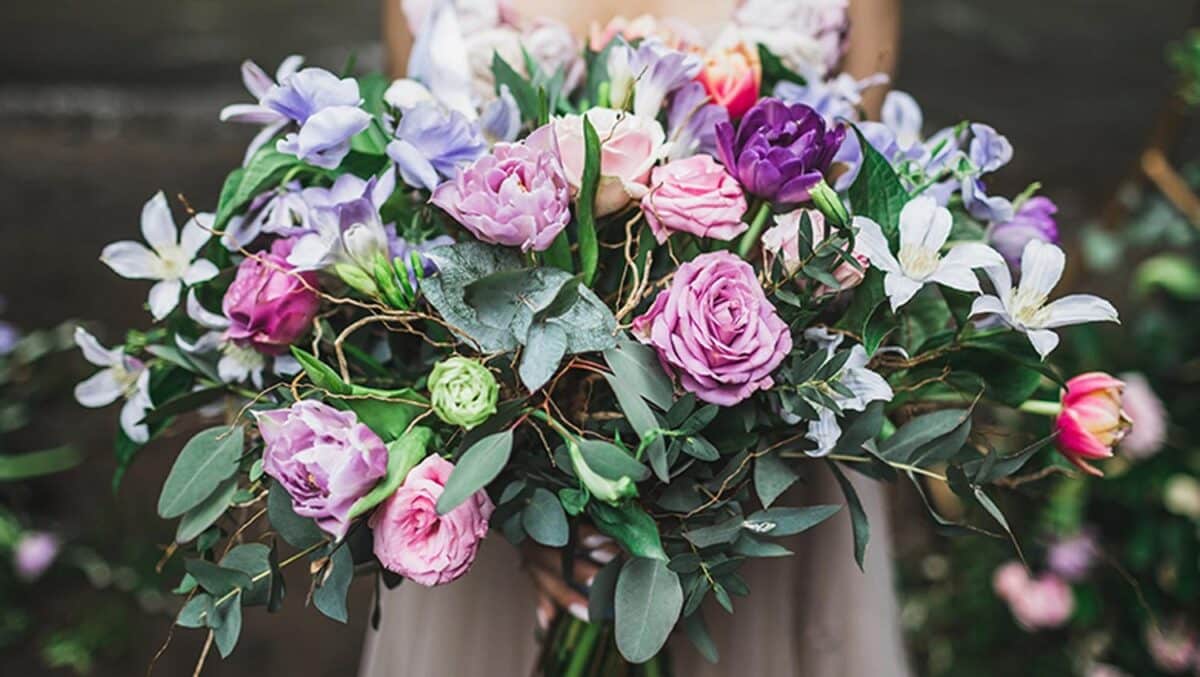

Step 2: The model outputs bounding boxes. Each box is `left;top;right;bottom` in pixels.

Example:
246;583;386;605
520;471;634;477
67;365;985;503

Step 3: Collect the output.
809;179;850;229
428;357;499;430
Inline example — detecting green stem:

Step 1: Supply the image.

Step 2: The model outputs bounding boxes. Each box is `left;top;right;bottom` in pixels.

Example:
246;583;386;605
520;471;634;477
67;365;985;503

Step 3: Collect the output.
1019;400;1062;417
563;621;602;677
735;201;773;258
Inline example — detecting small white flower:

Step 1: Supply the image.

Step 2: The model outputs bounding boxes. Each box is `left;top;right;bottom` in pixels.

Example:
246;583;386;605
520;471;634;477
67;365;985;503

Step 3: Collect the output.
856;195;1004;311
970;239;1119;359
100;193;219;320
799;329;895;456
73;327;153;443
176;290;294;388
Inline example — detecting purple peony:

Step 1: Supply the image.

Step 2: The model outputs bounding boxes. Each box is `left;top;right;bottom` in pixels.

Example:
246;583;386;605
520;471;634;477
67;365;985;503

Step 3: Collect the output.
987;196;1060;268
632;251;792;406
431;125;571;252
715;98;845;205
223;238;321;355
256;400;388;540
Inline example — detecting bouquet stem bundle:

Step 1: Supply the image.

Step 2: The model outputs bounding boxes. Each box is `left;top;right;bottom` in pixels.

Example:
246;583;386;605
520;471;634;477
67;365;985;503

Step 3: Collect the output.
539;614;671;677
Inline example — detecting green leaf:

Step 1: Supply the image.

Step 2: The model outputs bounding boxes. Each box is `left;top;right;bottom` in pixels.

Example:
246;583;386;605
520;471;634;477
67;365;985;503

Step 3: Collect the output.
142;387;225;425
213;599;243;658
0;446;81;481
753;451;798;509
267;481;325;549
291;347;428;441
185;559;252;597
743;504;841;537
968;433;1056;484
437;430;514;514
575;439;651;482
831;401;886;456
313;545;354;623
175;477;237;544
680;437;720;462
541;231;574;273
827;462;870;570
835;269;888;347
615;558;684;664
522;488;569;547
576;114;602;285
492;52;540;123
220;544;273;607
558;487;589;516
682;612;719;663
349;427;433;519
974;486;1025;564
603;338;675;411
589;501;668;561
879;409;971;464
757;44;808;91
1134;253;1200;300
604;375;667;481
847;125;910;245
588;558;622;623
519;322;568;392
683;515;744;549
157;426;243;519
176;594;212;629
214;148;301;230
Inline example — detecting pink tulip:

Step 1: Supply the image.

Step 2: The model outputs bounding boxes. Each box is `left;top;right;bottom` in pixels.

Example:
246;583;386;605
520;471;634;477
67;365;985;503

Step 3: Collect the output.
697;42;762;120
1054;372;1131;477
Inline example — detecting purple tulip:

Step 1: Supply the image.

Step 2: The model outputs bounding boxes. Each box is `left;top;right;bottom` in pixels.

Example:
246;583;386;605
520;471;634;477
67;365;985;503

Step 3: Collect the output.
222;238;321;355
715;98;845;205
987;196;1060;267
256;400;389;540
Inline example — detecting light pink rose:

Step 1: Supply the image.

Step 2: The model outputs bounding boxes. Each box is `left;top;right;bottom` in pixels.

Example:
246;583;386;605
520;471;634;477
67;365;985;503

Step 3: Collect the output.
370;454;494;587
553;108;666;217
641;155;748;243
761;209;868;293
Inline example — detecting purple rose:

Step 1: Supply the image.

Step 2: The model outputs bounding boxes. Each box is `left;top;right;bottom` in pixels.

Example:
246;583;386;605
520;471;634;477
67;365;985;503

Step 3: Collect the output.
222;238;321;355
431;125;572;252
632;251;792;405
256;400;389;540
14;532;59;581
987;196;1060;268
715;98;845;205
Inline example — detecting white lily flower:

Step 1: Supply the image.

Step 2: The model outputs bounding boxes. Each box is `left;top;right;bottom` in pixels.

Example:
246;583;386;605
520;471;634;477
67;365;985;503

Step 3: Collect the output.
856;195;1005;311
100;193;219;320
799;329;895;457
73;327;153;443
970;239;1119;359
176;291;295;388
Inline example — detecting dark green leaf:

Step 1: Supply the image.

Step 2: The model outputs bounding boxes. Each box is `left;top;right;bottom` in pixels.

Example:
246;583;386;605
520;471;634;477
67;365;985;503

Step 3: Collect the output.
220;544;272;607
879;409;970;464
847;124;909;245
313;545;354;623
603;339;675;410
158;426;243;519
680;436;719;462
176;594;212;629
0;446;81;481
682;612;719;663
604;375;666;481
743;504;841;537
519;322;568;392
589;501;667;562
176;477;237;544
349;427;433;519
615;558;683;664
268;481;325;549
491;52;540;123
437;430;514;514
753;451;798;509
522;488;569;547
575;115;602;285
213;600;243;657
827;462;870;570
214;148;301;230
185;559;252;597
683;514;744;549
576;439;651;482
588;558;622;623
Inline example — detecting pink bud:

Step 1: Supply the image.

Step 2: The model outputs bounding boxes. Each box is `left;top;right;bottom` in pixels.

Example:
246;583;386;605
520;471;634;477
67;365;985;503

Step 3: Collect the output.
1054;372;1131;477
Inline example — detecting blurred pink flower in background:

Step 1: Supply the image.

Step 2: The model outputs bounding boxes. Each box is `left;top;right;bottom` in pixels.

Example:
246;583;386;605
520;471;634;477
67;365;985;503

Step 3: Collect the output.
1145;621;1198;674
14;531;60;582
1118;372;1167;460
992;561;1074;631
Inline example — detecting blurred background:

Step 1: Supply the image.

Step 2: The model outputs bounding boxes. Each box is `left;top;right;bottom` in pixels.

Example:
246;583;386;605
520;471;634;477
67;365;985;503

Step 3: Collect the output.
1;0;1198;675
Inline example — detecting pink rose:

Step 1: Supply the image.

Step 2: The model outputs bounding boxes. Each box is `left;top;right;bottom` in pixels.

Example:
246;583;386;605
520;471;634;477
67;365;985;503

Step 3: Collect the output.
553;109;666;217
633;251;792;406
641;155;748;243
761;208;868;292
370;454;494;587
222;238;321;355
1054;372;1131;477
697;42;762;119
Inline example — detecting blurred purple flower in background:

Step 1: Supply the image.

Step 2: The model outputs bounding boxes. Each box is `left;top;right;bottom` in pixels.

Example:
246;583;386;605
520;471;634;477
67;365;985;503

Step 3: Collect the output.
387;102;487;191
0;296;17;356
987;196;1060;268
14;531;60;582
1046;531;1097;582
607;38;702;119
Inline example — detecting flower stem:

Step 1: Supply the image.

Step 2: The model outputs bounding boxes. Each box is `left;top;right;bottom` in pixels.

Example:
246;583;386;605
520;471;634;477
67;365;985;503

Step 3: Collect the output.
735;200;773;259
1019;400;1062;417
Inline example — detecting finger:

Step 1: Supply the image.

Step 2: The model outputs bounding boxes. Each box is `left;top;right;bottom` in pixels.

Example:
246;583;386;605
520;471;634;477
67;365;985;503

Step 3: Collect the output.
524;544;602;589
536;595;555;634
580;532;619;565
528;564;590;621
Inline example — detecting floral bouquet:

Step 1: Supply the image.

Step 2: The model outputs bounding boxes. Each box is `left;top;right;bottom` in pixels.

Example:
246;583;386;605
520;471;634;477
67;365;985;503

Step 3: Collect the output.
76;2;1124;673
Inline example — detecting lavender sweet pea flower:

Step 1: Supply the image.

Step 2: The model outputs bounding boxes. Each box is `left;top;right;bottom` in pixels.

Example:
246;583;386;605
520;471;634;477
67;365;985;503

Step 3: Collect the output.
969;123;1013;174
715;98;845;205
987;196;1060;268
222;181;313;250
1046;531;1097;582
289;197;392;272
962;177;1015;223
774;72;888;125
220;56;305;165
263;68;373;169
667;82;730;161
480;85;521;144
256;400;388;540
406;0;476;117
387;102;487;191
608;38;702;119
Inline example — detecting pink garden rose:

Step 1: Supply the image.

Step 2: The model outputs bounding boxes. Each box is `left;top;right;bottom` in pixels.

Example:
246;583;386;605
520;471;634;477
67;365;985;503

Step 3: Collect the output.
1054;372;1132;477
697;42;762;120
222;238;321;355
633;251;792;406
761;208;868;292
553;108;666;217
370;454;494;587
641;155;748;243
432;125;571;252
257;400;388;540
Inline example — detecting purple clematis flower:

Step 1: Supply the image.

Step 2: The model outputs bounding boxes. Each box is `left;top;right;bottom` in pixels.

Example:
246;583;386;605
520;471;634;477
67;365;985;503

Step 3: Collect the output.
987;195;1060;268
263;68;373;169
220;56;305;165
666;82;729;160
387;102;487;192
969;123;1013;174
608;37;702;119
715;98;845;205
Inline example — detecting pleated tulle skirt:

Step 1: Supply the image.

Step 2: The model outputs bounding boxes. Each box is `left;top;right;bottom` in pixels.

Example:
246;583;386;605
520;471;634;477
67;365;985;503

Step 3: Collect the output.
358;464;913;677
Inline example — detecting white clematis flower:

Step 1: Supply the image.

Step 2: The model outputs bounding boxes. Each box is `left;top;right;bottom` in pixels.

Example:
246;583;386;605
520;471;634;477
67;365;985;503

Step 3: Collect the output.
970;239;1119;359
799;329;895;457
856;195;1005;311
100;193;219;320
73;327;153;443
176;291;299;388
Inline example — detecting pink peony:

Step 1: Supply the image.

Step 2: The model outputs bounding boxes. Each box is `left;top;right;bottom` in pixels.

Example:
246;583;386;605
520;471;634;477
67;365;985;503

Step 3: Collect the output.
1118;372;1167;460
432;125;571;252
370;454;494;587
552;109;666;217
222;238;321;355
257;400;389;540
633;251;792;406
1054;372;1132;477
641;155;748;243
761;208;867;292
697;42;763;120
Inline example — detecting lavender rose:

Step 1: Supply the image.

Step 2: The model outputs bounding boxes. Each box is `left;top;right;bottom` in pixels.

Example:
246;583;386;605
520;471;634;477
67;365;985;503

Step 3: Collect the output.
641;155;748;243
715;98;845;206
633;251;792;405
370;454;494;586
223;238;321;355
431;125;571;252
256;400;388;540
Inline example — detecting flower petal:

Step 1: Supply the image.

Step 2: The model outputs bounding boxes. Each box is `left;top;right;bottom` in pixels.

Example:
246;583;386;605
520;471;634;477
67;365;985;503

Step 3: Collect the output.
186;289;231;330
148;279;182;320
884;272;924;311
1039;294;1120;329
926;263;981;293
120;393;151;444
74;369;124;407
100;241;162;280
184;259;220;285
941;242;1005;271
1018;239;1065;299
852;216;900;274
219;103;285;125
180;215;213;258
899;195;952;251
73;327;119;367
969;294;1007;319
141;192;178;252
1025;328;1060;359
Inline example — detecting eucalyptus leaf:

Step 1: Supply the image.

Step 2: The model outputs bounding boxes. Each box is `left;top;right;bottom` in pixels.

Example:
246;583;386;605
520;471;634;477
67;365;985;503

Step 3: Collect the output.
213;600;243;657
268;481;325;549
827;461;870;570
176;594;212;629
604;375;667;481
588;558;622;623
522;488;569;547
519;322;568;392
313;545;354;623
436;430;513;514
603;339;675;410
753;451;798;509
219;544;273;607
743;504;841;537
175;477;237;544
615;558;683;664
158;426;243;519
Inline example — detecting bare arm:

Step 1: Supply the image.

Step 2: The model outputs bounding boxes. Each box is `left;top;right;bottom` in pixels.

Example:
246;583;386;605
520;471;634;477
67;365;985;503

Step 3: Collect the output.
845;0;902;118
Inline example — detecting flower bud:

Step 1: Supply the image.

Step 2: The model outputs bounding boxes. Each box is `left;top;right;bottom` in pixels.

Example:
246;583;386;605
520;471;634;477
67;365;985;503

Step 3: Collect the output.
1054;372;1132;477
428;357;499;430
